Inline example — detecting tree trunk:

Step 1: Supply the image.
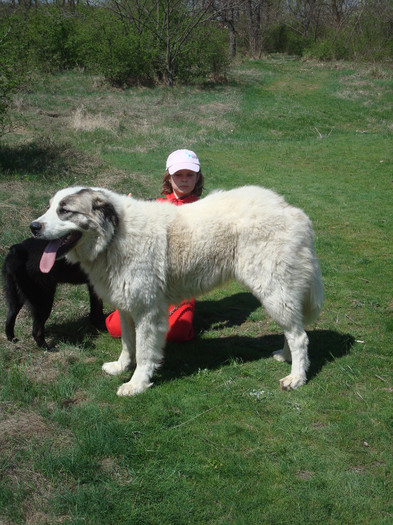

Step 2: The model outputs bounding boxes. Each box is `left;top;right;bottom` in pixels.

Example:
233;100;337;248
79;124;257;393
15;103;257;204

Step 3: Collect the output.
228;19;236;59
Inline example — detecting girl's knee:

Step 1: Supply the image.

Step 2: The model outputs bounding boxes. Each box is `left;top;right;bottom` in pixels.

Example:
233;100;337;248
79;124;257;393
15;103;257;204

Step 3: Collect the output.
106;310;122;338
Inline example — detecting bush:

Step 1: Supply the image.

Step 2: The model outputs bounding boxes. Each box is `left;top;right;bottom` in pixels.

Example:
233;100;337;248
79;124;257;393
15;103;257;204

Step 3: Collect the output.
349;9;393;61
22;6;80;71
71;9;158;86
303;36;350;61
264;25;311;56
172;23;229;83
71;8;229;86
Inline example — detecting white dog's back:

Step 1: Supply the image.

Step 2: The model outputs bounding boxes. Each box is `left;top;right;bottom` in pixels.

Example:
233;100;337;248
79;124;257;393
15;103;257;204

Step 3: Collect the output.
166;186;322;313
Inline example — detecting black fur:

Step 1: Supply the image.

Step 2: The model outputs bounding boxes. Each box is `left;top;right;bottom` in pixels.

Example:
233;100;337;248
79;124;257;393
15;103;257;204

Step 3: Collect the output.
2;238;105;348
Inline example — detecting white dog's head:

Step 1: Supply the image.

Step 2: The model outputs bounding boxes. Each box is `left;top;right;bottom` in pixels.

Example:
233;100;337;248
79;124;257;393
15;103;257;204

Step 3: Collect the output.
31;186;119;273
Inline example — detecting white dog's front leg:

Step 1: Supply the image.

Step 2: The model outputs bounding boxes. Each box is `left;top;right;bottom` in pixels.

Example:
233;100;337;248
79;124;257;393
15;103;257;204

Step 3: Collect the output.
116;311;167;396
102;312;136;376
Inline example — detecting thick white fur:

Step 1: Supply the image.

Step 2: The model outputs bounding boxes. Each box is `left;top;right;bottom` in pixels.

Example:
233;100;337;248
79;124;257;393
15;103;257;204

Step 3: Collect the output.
32;185;323;395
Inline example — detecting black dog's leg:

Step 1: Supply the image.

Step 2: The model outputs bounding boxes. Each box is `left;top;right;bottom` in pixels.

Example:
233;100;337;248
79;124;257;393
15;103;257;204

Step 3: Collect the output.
87;284;105;329
4;276;25;342
30;295;54;348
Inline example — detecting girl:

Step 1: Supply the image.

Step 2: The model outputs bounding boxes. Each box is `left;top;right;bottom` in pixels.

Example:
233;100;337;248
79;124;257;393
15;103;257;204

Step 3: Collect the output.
105;149;204;342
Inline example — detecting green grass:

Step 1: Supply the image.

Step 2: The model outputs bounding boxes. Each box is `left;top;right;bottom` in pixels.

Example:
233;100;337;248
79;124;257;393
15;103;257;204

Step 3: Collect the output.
1;56;392;524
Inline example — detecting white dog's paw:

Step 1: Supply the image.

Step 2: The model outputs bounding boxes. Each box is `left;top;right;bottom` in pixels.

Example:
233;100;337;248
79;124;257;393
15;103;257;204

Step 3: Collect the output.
272;349;291;363
280;375;306;391
116;381;153;397
102;361;127;376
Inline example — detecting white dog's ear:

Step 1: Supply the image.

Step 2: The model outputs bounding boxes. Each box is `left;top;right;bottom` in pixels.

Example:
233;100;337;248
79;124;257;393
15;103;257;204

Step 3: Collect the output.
92;194;119;229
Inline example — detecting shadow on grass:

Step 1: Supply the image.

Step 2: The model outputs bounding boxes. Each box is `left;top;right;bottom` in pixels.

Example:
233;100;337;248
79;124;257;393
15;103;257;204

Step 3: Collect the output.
159;329;354;385
195;292;261;330
45;292;355;386
0;140;97;179
45;315;106;350
160;292;355;385
307;330;355;382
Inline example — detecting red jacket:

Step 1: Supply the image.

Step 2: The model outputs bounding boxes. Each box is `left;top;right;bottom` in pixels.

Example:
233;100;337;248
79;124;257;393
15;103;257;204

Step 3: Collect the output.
156;193;199;206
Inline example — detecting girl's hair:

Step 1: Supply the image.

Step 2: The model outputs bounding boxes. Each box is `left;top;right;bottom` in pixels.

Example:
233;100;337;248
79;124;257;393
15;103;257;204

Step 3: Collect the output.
160;170;204;197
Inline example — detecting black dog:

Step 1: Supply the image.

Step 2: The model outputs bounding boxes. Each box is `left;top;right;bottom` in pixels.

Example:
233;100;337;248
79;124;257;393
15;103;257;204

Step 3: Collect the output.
3;238;105;348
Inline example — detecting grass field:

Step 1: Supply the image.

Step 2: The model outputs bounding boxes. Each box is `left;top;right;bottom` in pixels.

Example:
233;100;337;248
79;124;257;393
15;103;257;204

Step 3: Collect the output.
0;56;392;524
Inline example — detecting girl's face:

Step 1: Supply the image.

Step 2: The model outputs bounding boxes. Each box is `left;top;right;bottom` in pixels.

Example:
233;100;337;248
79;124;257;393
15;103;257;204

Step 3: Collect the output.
170;170;199;198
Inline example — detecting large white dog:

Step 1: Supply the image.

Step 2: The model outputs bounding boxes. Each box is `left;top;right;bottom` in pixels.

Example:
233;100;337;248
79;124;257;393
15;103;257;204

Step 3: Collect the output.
31;185;323;396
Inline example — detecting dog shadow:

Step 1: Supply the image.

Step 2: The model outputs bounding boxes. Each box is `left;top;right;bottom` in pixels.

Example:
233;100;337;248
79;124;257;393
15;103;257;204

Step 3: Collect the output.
160;330;354;385
158;292;355;385
195;292;261;330
44;315;106;349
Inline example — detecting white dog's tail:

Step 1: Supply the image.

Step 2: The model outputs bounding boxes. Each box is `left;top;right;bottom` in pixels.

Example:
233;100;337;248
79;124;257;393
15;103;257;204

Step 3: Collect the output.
303;261;324;326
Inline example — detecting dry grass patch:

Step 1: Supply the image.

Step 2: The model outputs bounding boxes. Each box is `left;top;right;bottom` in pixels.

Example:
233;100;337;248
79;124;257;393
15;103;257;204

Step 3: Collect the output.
233;66;274;85
267;76;322;94
6;470;65;525
196;100;239;132
0;410;58;444
23;352;64;384
336;72;392;104
69;105;120;133
99;457;134;486
93;165;133;189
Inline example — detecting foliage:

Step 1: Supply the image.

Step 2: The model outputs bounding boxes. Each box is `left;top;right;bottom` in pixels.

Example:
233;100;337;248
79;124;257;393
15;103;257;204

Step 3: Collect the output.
302;2;393;61
71;7;159;86
24;6;79;71
0;2;229;87
0;0;392;100
264;24;312;56
169;23;229;83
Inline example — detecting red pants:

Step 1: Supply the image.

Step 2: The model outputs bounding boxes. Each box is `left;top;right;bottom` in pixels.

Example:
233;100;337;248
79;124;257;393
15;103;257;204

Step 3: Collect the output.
105;299;195;343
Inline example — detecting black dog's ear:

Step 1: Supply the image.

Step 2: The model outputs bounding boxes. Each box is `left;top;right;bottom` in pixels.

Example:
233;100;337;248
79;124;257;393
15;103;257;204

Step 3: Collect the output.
92;195;119;229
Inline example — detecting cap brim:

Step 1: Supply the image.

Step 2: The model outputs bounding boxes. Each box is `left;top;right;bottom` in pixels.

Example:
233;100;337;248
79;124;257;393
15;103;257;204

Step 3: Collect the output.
168;162;200;175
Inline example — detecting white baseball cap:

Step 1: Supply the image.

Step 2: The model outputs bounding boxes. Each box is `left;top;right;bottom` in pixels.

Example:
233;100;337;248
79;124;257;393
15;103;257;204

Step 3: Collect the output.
166;149;200;175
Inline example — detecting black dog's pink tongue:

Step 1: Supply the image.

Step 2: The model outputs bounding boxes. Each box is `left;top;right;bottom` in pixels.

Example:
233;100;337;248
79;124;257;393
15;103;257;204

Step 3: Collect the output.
40;240;62;273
